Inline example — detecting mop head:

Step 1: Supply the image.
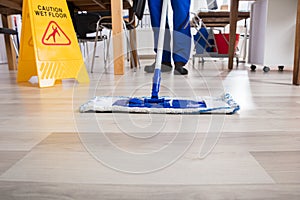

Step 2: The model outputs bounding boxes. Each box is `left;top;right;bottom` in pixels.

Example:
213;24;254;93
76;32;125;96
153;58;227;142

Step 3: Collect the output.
79;93;240;114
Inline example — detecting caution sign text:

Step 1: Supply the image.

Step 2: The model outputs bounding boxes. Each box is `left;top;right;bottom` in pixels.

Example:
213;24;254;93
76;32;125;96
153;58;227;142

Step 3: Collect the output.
34;5;68;18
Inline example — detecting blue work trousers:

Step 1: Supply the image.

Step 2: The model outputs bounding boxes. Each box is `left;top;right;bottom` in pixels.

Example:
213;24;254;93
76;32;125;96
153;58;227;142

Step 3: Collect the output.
148;0;191;64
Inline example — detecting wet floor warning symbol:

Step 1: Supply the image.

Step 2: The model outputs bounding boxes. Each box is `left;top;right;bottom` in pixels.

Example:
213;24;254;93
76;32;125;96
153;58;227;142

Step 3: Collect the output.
17;0;89;88
42;21;71;45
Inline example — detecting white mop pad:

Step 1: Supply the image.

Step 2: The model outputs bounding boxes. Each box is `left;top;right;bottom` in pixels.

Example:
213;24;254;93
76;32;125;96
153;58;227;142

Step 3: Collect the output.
79;93;240;114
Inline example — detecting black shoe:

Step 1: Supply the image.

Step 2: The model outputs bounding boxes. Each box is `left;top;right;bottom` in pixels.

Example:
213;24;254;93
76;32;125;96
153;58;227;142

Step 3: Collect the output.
144;62;173;73
174;62;188;75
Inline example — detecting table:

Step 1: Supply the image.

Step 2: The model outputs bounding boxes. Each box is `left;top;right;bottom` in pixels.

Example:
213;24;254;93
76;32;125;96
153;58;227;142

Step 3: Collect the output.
193;11;250;28
0;0;133;75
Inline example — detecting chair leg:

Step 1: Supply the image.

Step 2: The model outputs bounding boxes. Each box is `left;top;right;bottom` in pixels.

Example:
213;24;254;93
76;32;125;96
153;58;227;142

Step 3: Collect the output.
91;20;102;73
103;38;107;71
79;40;88;62
123;28;139;69
10;35;19;57
91;44;96;73
125;34;129;62
85;41;90;63
127;31;140;69
91;40;97;73
127;49;130;62
104;30;112;72
136;48;141;69
78;40;83;57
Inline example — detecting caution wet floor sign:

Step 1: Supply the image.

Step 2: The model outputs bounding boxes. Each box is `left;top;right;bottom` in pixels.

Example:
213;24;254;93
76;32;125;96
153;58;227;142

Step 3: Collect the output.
17;0;89;87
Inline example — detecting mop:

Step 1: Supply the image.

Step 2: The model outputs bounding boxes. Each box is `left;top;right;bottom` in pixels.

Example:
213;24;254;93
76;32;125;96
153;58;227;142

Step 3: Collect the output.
79;0;240;114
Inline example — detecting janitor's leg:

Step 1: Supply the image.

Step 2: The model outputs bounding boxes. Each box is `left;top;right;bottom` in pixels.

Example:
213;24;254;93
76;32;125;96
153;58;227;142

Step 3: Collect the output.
148;0;171;63
171;0;191;64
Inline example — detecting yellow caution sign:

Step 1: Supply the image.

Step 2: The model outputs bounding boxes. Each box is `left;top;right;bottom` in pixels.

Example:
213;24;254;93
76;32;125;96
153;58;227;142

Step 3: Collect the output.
17;0;89;87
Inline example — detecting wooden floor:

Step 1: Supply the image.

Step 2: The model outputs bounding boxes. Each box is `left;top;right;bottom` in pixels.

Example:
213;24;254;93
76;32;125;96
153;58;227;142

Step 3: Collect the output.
0;59;300;199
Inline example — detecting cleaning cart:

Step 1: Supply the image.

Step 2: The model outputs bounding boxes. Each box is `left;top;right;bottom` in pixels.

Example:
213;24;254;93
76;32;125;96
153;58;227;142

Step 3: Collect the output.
192;16;240;67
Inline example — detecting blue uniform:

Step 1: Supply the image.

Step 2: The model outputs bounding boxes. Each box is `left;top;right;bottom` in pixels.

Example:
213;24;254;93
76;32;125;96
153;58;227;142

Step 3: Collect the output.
148;0;191;64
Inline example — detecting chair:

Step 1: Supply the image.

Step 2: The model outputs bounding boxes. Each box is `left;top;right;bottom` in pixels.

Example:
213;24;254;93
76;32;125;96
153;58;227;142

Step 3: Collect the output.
94;0;146;72
73;12;108;73
0;27;19;57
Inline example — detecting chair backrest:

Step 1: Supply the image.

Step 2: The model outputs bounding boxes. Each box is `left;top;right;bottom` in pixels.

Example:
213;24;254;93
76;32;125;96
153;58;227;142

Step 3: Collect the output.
74;12;100;38
133;0;146;20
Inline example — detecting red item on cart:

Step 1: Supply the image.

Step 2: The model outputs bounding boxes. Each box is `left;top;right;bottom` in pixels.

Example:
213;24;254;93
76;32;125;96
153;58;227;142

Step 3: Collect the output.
214;33;239;54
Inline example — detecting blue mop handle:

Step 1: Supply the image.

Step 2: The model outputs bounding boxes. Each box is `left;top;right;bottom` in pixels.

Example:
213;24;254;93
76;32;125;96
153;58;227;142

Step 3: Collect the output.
151;69;161;99
151;0;168;99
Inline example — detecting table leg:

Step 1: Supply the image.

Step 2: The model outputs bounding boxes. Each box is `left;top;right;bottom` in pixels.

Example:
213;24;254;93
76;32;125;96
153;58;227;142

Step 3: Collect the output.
1;14;17;71
293;0;300;85
228;0;239;70
111;0;125;75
